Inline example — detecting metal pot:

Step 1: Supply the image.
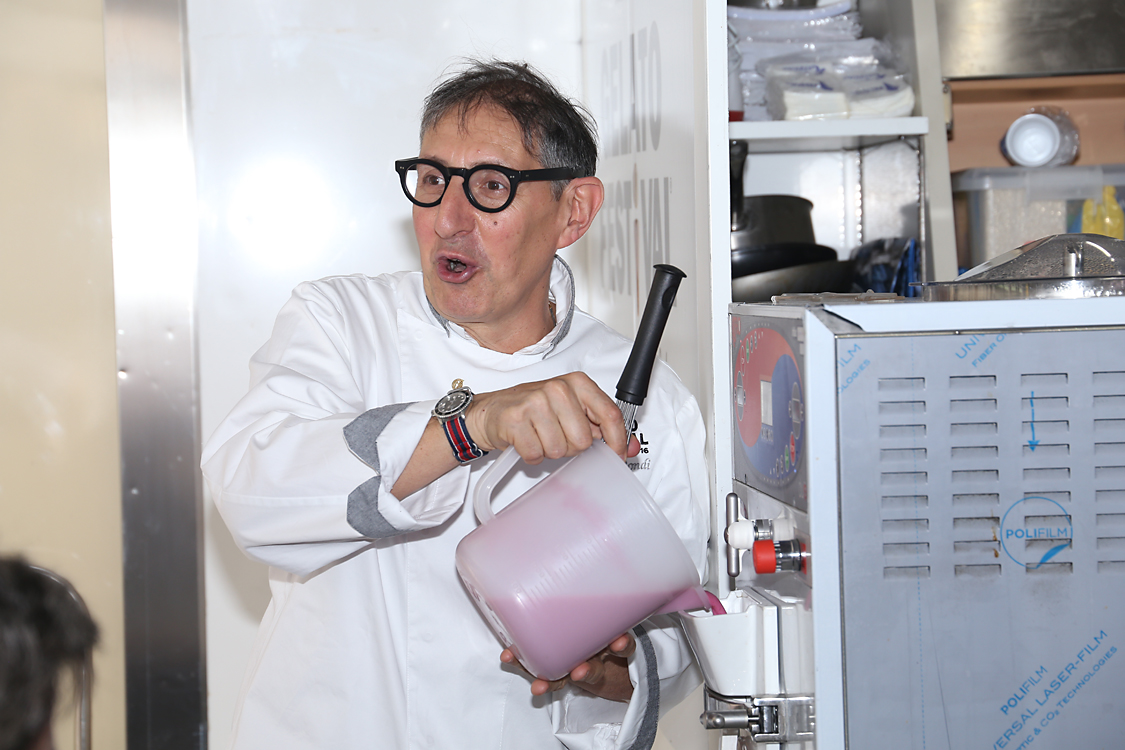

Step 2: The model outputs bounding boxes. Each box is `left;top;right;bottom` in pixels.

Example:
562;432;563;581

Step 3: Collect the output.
732;259;856;302
732;195;817;248
730;196;835;277
728;141;835;277
919;233;1125;301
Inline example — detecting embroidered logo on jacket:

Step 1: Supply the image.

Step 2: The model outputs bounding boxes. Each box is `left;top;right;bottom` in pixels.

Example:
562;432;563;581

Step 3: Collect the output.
627;419;653;472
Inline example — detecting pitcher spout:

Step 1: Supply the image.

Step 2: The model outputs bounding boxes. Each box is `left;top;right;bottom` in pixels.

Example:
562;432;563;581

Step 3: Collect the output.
655;586;711;615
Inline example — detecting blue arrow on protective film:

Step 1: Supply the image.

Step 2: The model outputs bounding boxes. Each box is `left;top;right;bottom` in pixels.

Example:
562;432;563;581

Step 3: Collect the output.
1028;391;1039;451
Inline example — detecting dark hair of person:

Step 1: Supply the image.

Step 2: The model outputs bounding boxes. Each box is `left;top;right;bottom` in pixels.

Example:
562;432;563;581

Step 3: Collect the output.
0;557;98;750
420;59;598;199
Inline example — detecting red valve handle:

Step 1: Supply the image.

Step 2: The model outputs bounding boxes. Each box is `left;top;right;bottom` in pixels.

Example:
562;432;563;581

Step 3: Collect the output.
752;539;777;574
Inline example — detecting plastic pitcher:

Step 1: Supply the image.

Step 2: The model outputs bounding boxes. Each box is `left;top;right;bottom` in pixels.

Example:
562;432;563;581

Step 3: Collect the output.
455;441;708;680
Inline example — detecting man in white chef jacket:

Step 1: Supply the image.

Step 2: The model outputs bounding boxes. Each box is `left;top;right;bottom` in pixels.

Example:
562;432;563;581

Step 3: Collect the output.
202;59;710;750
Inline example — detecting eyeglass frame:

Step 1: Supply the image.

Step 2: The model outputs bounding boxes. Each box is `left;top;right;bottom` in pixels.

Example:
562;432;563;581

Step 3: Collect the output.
394;158;592;214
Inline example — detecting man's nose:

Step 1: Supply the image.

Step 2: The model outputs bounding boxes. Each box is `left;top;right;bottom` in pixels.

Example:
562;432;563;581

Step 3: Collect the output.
433;178;475;237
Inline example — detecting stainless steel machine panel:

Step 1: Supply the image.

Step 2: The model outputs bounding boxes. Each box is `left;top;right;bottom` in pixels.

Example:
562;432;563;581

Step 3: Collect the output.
836;327;1125;748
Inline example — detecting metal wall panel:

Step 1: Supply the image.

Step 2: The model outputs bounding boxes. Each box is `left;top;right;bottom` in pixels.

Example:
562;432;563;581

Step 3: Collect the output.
837;327;1125;748
103;0;207;746
936;0;1125;80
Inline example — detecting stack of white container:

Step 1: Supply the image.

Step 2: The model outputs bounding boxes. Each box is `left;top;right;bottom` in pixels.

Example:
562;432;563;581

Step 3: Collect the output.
728;0;914;121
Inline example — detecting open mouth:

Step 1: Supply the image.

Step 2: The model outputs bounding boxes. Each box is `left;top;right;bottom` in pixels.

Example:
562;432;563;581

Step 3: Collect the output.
436;253;477;282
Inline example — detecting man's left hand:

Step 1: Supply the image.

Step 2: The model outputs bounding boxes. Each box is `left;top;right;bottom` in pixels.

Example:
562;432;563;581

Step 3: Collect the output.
500;632;636;703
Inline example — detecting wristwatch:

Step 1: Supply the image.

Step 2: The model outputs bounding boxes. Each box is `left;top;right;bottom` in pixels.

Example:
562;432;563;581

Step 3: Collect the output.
432;379;488;464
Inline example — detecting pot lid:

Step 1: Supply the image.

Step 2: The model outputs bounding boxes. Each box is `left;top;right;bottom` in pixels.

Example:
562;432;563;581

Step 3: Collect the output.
919;233;1125;301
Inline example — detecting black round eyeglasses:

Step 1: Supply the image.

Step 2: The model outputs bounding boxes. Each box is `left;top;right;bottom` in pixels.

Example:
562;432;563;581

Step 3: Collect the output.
395;158;591;213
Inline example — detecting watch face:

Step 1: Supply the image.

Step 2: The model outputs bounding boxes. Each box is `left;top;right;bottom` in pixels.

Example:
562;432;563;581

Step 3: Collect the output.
435;389;471;418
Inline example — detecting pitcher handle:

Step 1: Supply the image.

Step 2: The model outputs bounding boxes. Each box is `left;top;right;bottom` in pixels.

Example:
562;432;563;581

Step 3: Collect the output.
472;445;522;524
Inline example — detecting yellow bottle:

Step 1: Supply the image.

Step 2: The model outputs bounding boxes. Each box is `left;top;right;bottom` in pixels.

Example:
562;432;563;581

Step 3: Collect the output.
1082;196;1098;233
1103;185;1124;239
1080;185;1125;239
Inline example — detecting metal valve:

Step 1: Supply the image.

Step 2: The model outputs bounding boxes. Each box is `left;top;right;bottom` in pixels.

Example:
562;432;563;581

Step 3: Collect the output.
751;538;807;575
725;494;806;577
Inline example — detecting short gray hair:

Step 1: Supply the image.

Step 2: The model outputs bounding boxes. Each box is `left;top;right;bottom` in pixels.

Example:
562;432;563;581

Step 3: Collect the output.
420;59;598;199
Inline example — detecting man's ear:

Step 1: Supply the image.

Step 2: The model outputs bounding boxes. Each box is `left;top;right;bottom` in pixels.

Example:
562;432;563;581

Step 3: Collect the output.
556;177;605;249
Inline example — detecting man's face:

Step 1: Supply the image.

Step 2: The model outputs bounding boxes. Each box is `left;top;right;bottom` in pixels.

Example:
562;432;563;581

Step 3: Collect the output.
413;105;571;351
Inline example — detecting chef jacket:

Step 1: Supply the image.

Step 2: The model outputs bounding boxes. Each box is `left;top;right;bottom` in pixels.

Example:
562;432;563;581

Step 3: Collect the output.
201;257;711;750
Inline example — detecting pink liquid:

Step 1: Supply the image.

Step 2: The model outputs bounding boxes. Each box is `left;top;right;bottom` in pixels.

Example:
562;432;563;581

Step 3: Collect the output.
490;592;667;680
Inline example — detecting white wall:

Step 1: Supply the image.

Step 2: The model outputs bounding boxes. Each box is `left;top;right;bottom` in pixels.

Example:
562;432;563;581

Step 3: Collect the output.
188;2;586;746
0;2;127;747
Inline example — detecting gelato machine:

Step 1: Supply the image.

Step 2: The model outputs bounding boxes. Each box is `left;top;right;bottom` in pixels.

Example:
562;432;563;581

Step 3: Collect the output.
685;236;1125;748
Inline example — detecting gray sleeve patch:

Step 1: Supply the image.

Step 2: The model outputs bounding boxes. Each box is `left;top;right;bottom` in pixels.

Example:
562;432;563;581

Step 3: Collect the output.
627;624;660;750
342;401;414;539
343;401;412;469
346;476;400;539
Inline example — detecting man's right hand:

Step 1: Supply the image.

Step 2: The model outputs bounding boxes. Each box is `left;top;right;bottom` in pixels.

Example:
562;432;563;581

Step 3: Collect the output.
467;372;631;463
391;372;634;499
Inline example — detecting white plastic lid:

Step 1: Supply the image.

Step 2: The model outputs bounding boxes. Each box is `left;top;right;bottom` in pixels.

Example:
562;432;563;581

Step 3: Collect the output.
1004;113;1061;168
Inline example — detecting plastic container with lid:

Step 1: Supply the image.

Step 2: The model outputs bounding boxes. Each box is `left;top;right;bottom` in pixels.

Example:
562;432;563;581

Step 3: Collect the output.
951;163;1125;267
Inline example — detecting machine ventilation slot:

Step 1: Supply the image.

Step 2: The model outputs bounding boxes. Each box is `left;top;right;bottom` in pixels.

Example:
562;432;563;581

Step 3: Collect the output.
1097;537;1125;552
1097;513;1125;528
879;400;926;415
1097;489;1125;503
951;422;998;437
1022;395;1068;411
878;377;925;391
952;493;1000;507
950;375;996;389
1026;514;1072;528
1026;562;1073;575
884;542;929;556
952;469;999;483
954;540;1000;556
877;391;930;570
883;565;930;580
955;564;1001;577
1097;513;1125;571
880;424;926;439
952;446;998;460
1022;443;1070;458
1023;467;1071;481
1022;419;1069;437
952;513;1000;576
881;494;928;510
953;516;999;536
1095;418;1125;434
883;519;929;533
1095;466;1125;480
1019;512;1073;575
950;398;997;413
1095;442;1125;457
1032;491;1071;504
1021;373;1068;387
881;471;927;486
1093;395;1125;409
1093;370;1125;387
880;448;927;462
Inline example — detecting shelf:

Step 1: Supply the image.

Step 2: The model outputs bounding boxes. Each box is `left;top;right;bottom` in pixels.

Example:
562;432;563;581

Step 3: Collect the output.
729;116;930;153
947;75;1125;171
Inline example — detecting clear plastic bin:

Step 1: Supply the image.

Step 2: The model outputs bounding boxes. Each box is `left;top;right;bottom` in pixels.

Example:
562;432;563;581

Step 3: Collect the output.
952;164;1125;268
